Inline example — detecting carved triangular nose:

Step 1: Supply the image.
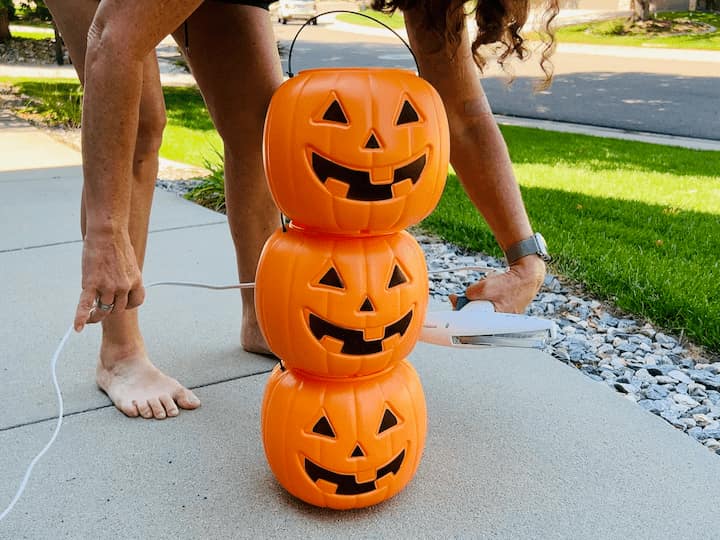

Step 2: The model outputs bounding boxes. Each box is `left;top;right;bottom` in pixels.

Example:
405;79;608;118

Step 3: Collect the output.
350;444;365;458
364;132;381;149
359;297;374;312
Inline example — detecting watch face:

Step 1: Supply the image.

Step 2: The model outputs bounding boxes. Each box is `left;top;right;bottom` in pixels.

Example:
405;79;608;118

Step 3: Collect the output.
534;233;551;262
535;233;547;252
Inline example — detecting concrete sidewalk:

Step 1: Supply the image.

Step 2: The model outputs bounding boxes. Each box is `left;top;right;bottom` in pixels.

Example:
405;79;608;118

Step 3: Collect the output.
2;112;720;538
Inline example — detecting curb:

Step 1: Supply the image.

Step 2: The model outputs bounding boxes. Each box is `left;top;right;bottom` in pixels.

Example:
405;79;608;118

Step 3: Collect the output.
495;114;720;151
556;42;720;63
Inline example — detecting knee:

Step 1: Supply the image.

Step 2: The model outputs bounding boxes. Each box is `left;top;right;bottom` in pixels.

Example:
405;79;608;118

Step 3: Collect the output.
86;14;148;65
135;106;166;160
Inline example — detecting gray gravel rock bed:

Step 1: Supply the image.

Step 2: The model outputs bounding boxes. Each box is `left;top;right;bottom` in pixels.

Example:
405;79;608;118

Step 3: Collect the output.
0;36;60;65
155;180;720;456
155;178;202;194
414;233;720;456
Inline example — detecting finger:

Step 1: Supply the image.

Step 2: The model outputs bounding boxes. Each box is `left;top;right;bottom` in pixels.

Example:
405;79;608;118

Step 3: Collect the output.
86;291;116;324
112;289;129;315
467;274;518;313
126;285;146;310
98;290;116;310
74;288;97;332
465;278;488;300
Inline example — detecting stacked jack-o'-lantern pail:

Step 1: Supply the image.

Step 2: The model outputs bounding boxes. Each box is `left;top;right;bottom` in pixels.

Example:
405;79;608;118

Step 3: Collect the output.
256;68;449;510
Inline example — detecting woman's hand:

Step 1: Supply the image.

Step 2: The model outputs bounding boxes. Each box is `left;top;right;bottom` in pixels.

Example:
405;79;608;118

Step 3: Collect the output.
450;256;546;314
74;229;145;332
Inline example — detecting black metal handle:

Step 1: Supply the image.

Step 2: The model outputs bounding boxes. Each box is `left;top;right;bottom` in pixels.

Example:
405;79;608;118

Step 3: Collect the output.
286;10;418;77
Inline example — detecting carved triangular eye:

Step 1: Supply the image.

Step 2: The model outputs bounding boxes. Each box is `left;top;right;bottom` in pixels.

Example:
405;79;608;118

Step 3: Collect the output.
319;266;344;289
312;415;336;438
396;100;419;125
388;265;407;288
322;99;348;124
378;408;398;433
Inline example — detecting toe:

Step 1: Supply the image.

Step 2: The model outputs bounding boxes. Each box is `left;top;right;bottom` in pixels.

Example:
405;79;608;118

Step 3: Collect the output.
118;400;140;418
175;388;201;410
160;394;179;417
135;400;154;419
149;398;166;420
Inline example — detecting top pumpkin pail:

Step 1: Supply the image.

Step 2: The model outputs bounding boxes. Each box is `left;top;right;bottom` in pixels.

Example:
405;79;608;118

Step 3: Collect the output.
263;68;449;235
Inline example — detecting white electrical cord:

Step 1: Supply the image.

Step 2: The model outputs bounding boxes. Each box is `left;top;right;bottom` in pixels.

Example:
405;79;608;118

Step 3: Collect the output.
0;324;71;523
0;265;496;522
0;280;254;523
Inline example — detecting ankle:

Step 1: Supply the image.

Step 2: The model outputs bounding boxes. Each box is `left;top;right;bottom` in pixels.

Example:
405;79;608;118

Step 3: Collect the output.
99;335;146;366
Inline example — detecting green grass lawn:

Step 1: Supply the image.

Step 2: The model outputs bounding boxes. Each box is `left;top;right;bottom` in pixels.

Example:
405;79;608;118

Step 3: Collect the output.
422;126;720;352
9;16;54;29
1;78;83;127
160;86;223;166
3;77;718;351
549;11;720;50
0;78;222;167
9;30;53;40
336;10;405;30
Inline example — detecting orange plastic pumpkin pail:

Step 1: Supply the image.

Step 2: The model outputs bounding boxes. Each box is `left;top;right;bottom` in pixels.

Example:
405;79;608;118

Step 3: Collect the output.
255;226;428;377
261;359;427;509
263;68;449;234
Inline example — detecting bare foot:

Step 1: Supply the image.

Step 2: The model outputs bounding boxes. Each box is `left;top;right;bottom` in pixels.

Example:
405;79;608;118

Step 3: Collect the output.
96;344;200;419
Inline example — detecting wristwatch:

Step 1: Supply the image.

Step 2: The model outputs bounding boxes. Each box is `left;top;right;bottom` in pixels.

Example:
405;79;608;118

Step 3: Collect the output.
504;233;552;265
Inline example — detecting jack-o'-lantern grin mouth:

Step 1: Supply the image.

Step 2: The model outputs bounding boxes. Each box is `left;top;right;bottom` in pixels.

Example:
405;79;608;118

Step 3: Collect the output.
311;151;427;202
304;449;406;495
308;309;413;355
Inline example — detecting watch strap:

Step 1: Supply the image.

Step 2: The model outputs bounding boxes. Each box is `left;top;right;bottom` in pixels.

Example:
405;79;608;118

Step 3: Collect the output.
505;233;551;265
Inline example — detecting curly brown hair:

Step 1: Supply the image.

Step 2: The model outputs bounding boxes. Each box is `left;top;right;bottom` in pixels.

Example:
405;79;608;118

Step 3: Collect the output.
370;0;559;87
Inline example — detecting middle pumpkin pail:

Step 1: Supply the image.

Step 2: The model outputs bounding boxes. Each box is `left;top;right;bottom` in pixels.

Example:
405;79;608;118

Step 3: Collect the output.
255;226;428;378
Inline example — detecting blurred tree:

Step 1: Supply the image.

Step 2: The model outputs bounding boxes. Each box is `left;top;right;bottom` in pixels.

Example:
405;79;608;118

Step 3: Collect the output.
630;0;652;21
19;0;51;20
53;19;64;64
0;0;13;42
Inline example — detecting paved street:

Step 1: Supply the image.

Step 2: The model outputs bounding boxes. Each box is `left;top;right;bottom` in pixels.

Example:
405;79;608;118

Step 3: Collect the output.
272;18;720;141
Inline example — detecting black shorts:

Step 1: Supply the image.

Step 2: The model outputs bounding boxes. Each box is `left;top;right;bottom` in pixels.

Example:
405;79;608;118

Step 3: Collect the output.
211;0;272;9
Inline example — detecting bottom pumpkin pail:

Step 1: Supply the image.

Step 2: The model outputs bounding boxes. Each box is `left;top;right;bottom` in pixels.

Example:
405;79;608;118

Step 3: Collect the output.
261;359;427;510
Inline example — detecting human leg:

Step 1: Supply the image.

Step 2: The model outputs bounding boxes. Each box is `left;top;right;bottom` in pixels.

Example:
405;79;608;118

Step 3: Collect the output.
172;3;282;354
46;0;200;418
94;55;200;419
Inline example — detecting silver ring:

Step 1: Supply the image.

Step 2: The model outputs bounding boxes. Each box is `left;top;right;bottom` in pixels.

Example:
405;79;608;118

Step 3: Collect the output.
96;299;115;312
